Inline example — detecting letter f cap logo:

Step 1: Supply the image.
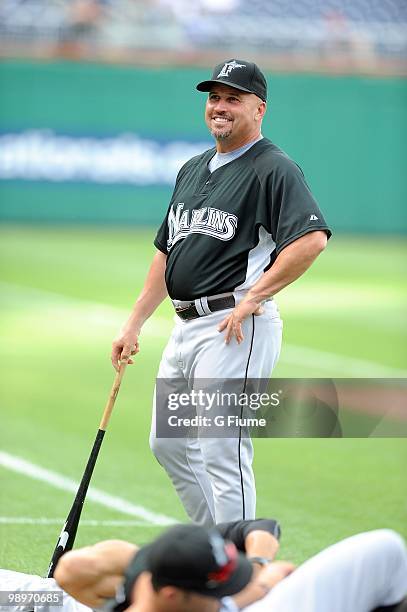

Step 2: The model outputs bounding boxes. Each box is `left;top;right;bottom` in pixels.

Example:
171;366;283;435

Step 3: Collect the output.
217;60;246;78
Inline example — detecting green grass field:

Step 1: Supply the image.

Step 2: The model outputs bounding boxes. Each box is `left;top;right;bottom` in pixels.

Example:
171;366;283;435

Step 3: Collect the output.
0;225;406;575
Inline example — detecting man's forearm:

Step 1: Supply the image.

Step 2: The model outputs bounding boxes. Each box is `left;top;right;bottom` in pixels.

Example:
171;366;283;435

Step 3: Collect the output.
89;540;138;573
232;580;271;609
232;561;296;609
245;230;327;307
245;530;280;563
54;540;137;607
111;250;168;369
125;250;168;330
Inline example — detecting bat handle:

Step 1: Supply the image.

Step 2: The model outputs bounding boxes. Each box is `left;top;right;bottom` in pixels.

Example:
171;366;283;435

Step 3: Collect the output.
99;359;128;431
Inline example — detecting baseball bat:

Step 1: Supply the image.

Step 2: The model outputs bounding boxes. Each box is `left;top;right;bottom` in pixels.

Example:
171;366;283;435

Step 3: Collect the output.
46;359;128;577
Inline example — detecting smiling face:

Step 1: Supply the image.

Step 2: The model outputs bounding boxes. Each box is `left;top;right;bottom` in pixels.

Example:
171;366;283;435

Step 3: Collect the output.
204;83;266;152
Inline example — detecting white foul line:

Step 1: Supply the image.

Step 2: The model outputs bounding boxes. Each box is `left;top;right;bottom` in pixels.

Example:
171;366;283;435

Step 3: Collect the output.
0;517;152;527
0;451;177;527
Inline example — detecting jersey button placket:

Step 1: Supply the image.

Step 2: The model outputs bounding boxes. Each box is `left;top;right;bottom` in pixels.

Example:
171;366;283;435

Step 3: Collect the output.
200;180;210;195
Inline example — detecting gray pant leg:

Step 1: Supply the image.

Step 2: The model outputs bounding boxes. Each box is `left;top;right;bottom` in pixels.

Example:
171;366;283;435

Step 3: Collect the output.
150;328;215;527
150;303;282;527
198;435;255;523
190;309;282;524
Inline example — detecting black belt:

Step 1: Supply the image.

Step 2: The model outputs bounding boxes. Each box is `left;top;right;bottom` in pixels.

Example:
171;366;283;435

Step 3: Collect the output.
174;295;235;321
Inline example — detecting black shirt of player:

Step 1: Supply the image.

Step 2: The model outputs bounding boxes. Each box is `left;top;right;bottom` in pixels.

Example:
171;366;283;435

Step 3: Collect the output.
154;138;331;301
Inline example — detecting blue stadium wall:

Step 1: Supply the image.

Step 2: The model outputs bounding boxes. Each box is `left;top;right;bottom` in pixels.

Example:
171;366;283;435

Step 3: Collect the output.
0;60;406;233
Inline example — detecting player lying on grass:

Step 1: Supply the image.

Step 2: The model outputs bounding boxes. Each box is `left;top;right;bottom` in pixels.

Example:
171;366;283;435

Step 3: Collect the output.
0;519;280;612
57;525;407;612
1;521;406;612
66;527;406;612
54;518;281;611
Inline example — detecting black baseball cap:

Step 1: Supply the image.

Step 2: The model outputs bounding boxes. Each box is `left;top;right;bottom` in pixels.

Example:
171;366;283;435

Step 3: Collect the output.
197;59;267;102
115;524;253;608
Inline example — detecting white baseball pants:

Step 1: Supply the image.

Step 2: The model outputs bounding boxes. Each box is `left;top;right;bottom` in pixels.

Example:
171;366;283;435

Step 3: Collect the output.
241;529;407;612
0;570;90;612
150;298;283;526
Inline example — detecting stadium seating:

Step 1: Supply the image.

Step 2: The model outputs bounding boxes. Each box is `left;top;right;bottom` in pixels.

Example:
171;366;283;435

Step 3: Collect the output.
0;0;406;57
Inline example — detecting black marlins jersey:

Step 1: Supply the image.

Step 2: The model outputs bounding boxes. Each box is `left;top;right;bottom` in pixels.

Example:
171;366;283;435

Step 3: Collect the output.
154;138;331;300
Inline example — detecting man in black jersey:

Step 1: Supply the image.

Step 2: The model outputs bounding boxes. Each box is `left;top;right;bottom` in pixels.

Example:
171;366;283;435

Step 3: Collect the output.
111;59;332;526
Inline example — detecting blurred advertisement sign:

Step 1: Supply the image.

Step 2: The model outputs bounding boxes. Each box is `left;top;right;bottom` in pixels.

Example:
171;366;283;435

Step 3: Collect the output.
0;130;211;185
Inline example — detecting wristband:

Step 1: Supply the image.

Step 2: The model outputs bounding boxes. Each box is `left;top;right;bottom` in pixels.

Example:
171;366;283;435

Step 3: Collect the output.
248;556;272;567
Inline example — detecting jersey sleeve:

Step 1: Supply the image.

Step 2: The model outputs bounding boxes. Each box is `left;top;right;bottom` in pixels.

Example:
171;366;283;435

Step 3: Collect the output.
216;519;281;552
270;158;332;254
154;216;168;254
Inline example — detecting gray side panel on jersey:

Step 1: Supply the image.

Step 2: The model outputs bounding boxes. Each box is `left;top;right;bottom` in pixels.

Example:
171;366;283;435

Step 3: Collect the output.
234;226;276;293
